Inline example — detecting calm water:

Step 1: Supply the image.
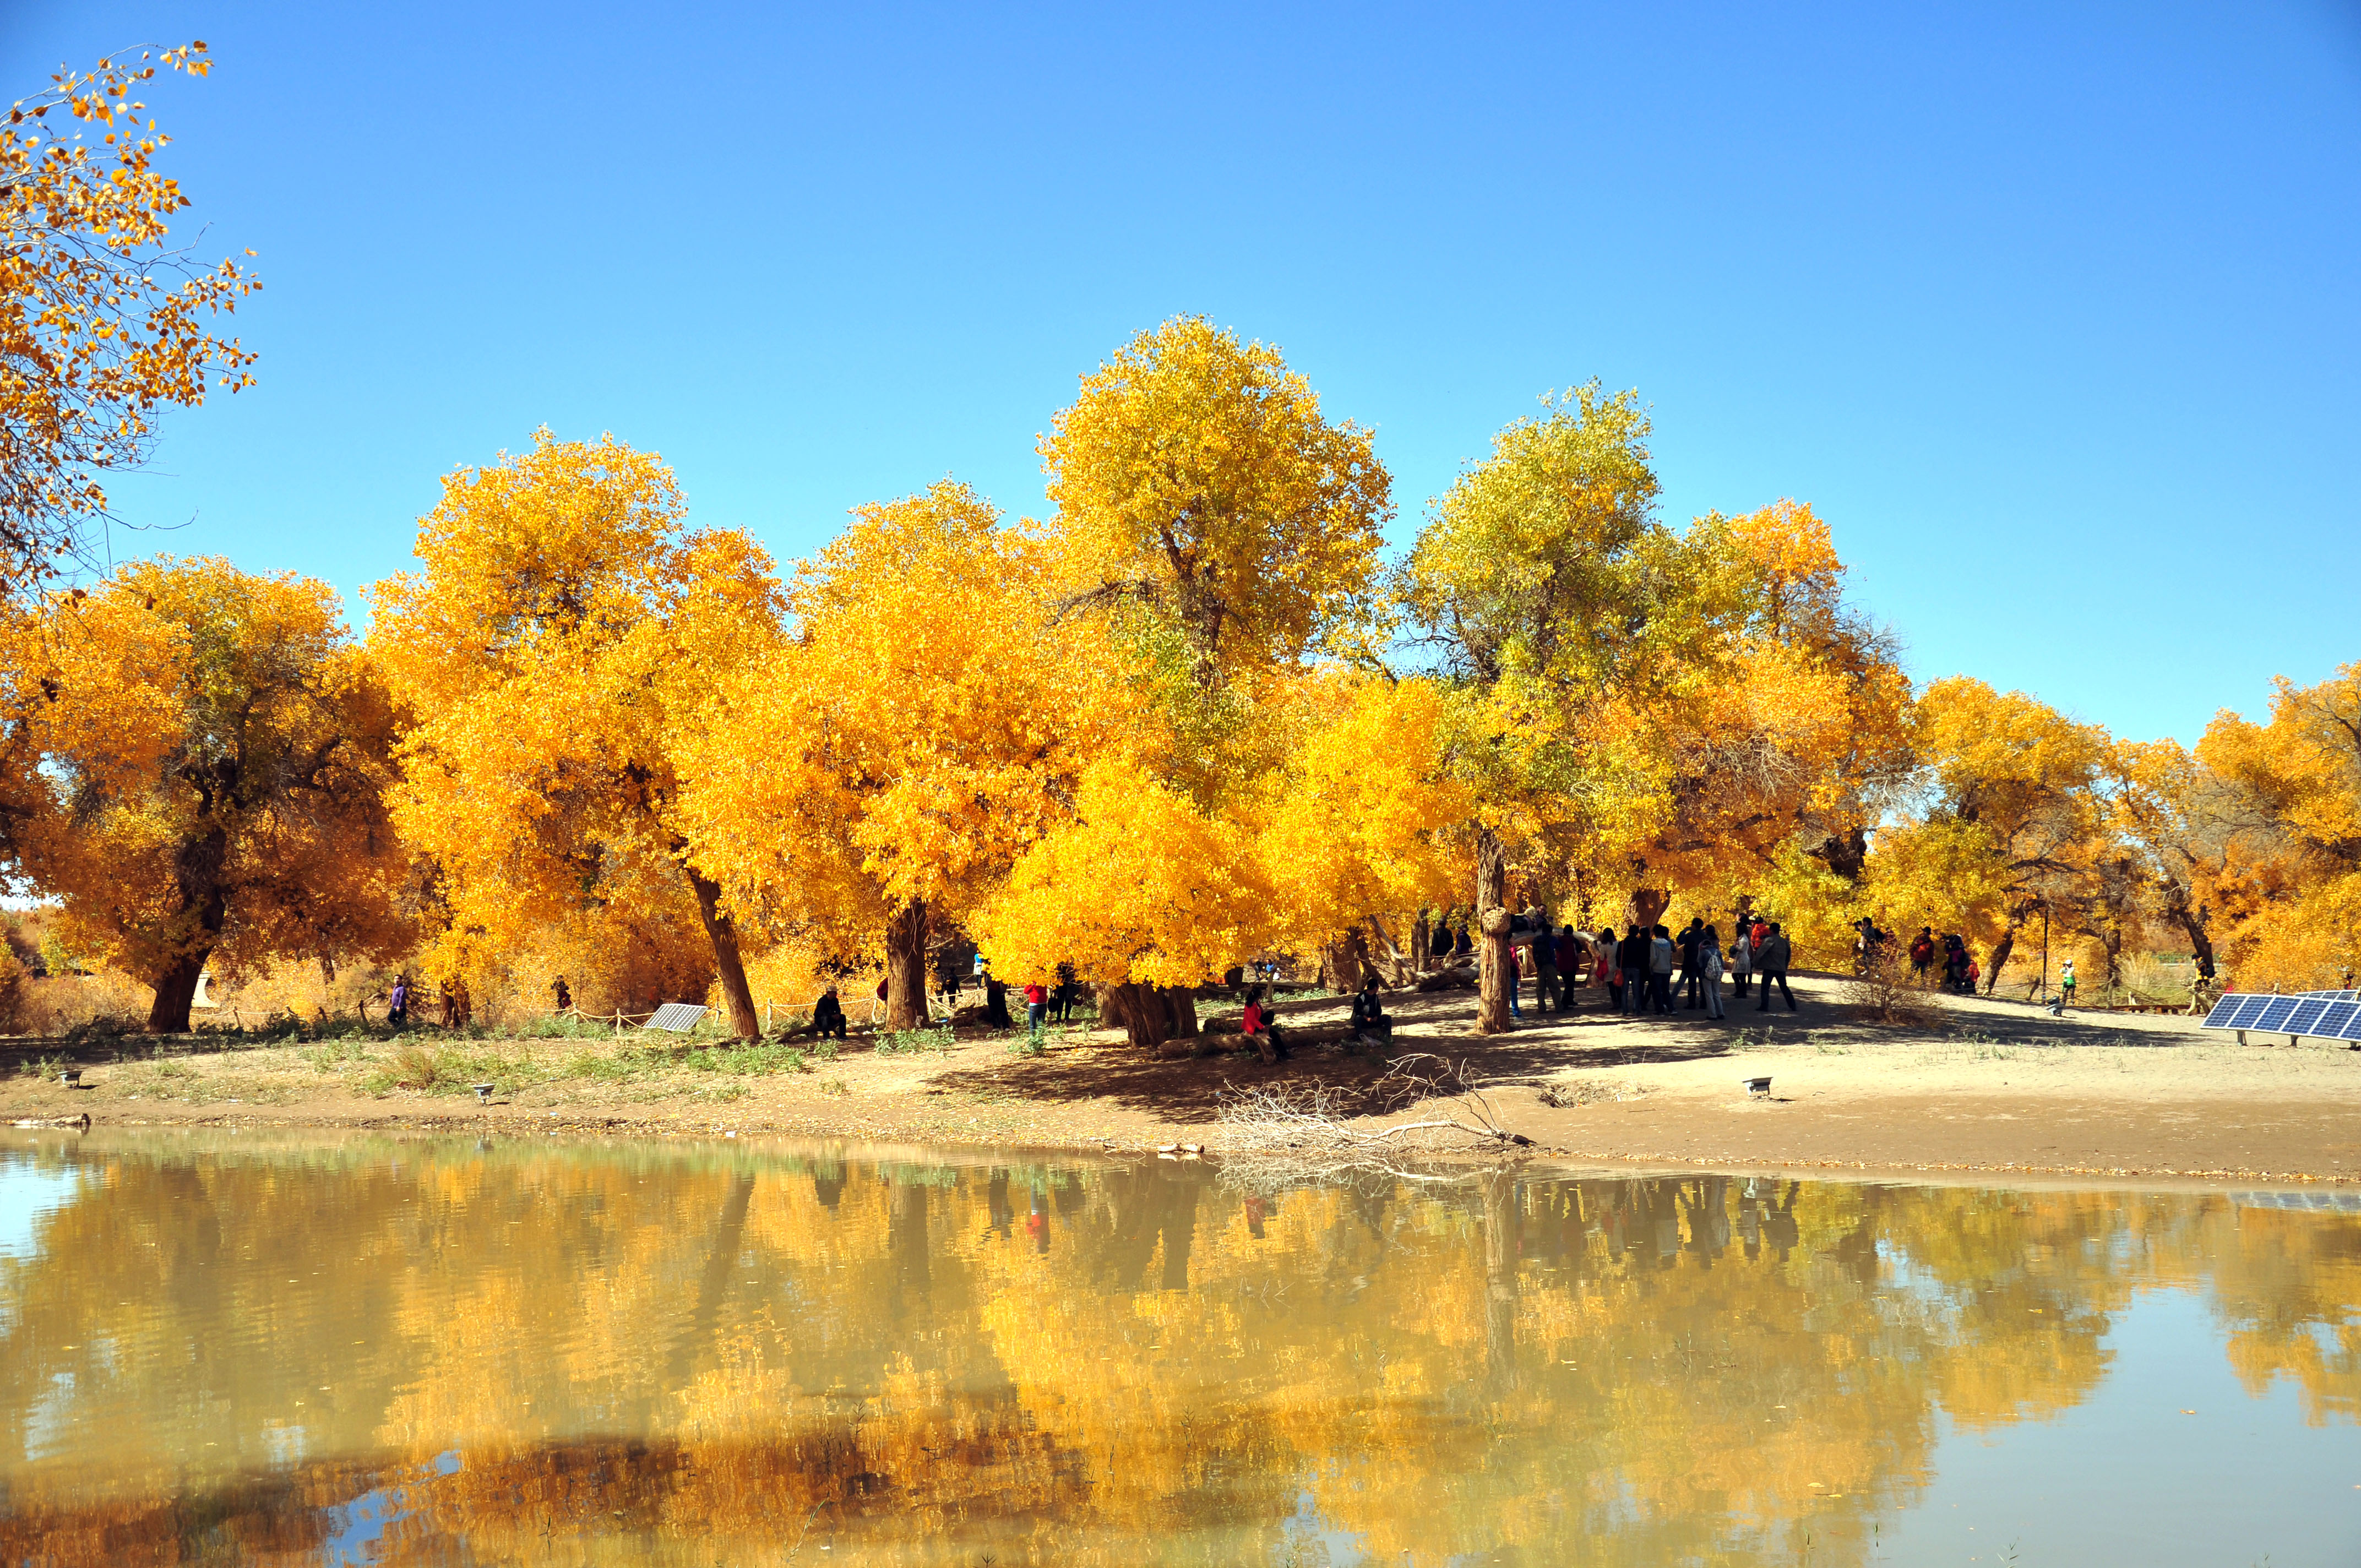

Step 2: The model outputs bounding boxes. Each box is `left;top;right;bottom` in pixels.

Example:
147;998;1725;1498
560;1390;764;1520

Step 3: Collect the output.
2;1132;2357;1566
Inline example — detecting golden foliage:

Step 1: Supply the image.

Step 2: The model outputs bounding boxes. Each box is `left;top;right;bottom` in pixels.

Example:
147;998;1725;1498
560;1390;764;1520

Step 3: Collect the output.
0;44;258;598
366;430;784;1030
0;557;407;1029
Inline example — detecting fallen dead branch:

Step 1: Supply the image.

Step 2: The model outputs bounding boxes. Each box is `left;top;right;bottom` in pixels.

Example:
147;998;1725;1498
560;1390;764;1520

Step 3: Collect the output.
1212;1052;1532;1185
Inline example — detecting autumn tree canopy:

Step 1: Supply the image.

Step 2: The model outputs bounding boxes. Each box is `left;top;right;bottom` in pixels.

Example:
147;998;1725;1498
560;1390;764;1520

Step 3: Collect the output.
367;431;784;1037
1;45;258;601
0;557;407;1031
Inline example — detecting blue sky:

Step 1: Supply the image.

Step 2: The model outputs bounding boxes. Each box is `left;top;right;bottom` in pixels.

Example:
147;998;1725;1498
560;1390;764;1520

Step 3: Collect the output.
6;2;2355;744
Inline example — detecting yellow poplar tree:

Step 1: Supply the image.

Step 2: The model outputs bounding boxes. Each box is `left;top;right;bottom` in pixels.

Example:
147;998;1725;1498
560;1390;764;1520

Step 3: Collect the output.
2178;664;2361;989
675;481;1116;1029
0;558;407;1031
1865;677;2114;990
971;318;1394;1047
1;44;259;599
367;431;784;1038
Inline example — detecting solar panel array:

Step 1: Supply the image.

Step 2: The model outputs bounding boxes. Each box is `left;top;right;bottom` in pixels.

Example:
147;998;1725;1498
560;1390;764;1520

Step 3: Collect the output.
643;1001;710;1033
2200;992;2361;1041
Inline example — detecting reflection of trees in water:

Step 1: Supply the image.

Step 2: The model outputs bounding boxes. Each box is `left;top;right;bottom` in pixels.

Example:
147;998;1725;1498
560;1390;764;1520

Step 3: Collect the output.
0;1141;2354;1566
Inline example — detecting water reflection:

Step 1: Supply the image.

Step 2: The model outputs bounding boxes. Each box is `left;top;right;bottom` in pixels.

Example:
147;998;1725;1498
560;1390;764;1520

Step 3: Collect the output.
0;1133;2354;1565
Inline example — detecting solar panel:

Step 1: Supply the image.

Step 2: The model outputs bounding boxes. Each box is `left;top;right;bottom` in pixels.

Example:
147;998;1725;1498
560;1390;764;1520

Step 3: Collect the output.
644;1001;709;1033
2228;995;2274;1029
2202;995;2245;1028
2300;989;2360;1003
2254;998;2300;1032
2284;999;2328;1037
2333;1003;2361;1043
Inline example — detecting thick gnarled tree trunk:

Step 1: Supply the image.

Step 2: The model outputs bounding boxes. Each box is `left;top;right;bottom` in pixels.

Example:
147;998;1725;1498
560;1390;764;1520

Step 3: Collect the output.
1318;928;1368;993
147;830;229;1034
1101;983;1201;1055
1475;827;1512;1033
685;865;762;1039
1629;887;1669;931
147;946;214;1035
883;900;930;1030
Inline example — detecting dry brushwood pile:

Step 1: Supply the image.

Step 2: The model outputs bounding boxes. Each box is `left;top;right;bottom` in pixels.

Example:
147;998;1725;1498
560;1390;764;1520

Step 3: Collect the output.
1213;1053;1533;1183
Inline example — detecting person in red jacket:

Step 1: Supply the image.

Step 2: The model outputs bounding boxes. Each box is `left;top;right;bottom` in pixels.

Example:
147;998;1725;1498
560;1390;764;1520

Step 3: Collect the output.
1022;979;1049;1035
1241;986;1289;1064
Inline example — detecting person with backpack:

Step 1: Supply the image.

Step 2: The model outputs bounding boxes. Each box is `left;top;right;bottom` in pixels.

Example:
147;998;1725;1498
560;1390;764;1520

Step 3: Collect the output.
1756;922;1797;1012
1699;926;1728;1019
1649;924;1676;1014
1910;928;1936;983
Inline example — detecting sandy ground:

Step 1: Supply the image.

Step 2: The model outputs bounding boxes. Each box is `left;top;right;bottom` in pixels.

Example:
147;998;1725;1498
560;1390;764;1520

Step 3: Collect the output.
4;975;2356;1184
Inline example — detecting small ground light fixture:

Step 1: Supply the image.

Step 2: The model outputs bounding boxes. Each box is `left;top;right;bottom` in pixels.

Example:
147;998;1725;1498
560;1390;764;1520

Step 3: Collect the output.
60;1068;81;1088
472;1083;495;1104
1742;1075;1772;1097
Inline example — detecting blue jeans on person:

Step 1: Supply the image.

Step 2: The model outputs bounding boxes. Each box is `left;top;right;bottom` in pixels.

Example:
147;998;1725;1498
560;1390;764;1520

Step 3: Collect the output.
1026;1003;1046;1031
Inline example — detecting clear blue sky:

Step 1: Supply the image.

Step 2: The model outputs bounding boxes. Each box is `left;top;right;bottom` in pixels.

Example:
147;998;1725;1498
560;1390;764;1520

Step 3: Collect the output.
7;2;2356;744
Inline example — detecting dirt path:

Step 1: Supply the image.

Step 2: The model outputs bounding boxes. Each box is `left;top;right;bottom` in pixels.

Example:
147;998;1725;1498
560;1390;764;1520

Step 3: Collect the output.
6;976;2356;1184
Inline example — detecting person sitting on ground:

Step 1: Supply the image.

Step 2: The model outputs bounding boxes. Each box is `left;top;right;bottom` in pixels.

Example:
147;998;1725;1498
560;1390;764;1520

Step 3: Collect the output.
1241;984;1289;1063
1350;974;1393;1047
812;986;848;1040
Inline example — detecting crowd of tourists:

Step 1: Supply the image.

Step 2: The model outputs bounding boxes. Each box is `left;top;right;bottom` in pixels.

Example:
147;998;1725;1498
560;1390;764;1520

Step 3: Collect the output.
1434;913;1805;1022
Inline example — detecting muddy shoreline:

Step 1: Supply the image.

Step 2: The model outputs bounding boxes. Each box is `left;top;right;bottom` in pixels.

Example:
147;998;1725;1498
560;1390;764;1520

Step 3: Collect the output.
8;976;2358;1188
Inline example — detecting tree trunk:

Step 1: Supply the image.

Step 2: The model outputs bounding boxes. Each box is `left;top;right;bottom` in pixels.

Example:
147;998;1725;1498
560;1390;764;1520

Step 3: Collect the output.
1985;930;2016;995
149;828;229;1034
2170;906;2216;979
1318;928;1368;993
1101;983;1201;1055
684;864;761;1039
884;900;930;1030
1630;887;1670;930
146;945;214;1035
1476;827;1513;1034
1411;911;1432;974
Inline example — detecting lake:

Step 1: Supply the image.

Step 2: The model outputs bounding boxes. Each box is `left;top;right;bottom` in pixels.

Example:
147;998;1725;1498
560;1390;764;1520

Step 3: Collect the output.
2;1129;2356;1565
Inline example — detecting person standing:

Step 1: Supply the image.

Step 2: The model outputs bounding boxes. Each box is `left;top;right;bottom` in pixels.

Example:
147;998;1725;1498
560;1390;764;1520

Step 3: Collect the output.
1022;978;1049;1035
1558;925;1585;1014
388;974;410;1028
1678;918;1705;1008
1598;927;1624;1011
1699;927;1727;1019
1649;924;1676;1014
1052;961;1076;1022
1756;922;1797;1012
1621;925;1650;1015
1910;927;1935;983
1532;919;1560;1015
2058;957;2077;1011
1730;921;1754;998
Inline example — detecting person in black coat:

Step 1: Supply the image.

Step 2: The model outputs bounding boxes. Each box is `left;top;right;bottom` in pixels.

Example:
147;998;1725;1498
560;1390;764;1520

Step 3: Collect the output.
1350;975;1393;1046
